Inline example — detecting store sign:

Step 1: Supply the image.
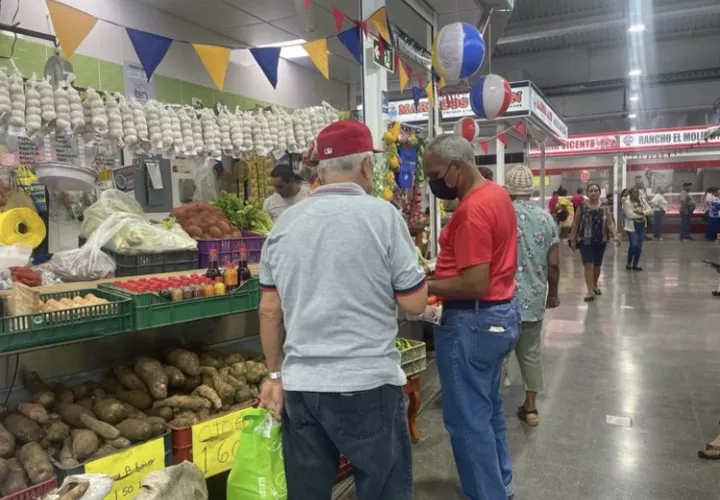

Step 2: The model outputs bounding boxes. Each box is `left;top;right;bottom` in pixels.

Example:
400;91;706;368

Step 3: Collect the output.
192;410;246;478
373;39;395;73
530;91;568;139
124;60;156;103
619;128;720;149
529;135;621;157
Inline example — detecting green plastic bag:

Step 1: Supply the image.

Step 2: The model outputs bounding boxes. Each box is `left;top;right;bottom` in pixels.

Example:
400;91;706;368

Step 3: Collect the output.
227;408;287;500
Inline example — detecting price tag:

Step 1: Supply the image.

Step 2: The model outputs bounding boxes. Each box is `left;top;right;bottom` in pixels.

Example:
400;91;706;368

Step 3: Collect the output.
192;410;246;478
84;437;165;500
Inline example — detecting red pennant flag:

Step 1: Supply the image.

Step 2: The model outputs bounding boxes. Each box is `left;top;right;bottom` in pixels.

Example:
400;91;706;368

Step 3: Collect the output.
332;6;345;33
393;52;399;73
377;36;385;61
417;76;424;88
303;0;311;9
514;122;527;136
498;133;508;147
406;64;412;85
354;20;369;38
479;141;489;154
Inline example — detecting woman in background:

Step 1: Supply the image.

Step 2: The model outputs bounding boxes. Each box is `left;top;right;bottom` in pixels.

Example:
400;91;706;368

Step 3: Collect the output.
651;188;668;240
623;187;653;271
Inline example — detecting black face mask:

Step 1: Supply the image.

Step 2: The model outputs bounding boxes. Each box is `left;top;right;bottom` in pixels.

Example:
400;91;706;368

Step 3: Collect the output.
429;164;459;200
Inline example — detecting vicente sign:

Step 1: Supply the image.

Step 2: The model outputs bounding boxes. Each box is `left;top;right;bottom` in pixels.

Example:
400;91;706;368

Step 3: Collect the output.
530;135;621;157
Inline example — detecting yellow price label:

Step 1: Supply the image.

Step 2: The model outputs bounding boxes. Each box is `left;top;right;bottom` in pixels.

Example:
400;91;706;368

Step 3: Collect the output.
84;437;165;500
192;410;246;478
532;176;551;187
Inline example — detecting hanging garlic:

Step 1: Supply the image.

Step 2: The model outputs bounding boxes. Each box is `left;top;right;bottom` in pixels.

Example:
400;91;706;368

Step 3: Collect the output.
38;77;56;126
119;96;137;146
24;76;42;137
158;104;174;149
0;68;10;120
218;109;232;154
200;108;218;156
168;106;183;152
106;93;123;144
283;111;297;152
68;85;84;132
241;110;253;151
191;108;204;155
144;99;162;146
252;112;266;155
230;107;243;154
81;95;94;139
130;99;148;141
9;70;25;128
178;107;195;155
54;81;71;134
86;88;108;133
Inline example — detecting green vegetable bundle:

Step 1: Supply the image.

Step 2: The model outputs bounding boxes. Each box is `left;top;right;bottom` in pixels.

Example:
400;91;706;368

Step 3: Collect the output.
211;192;274;236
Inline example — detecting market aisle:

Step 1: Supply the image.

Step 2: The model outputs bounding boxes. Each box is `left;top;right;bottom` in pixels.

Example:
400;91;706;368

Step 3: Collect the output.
338;240;720;499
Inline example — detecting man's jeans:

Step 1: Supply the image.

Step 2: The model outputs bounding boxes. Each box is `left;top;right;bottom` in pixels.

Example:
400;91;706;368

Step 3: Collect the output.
282;385;411;500
653;210;665;238
680;212;692;239
435;300;520;500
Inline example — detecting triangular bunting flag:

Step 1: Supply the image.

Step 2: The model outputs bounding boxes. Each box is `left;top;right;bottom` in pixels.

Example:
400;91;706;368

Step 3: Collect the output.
46;0;98;58
411;86;422;111
479;141;489;154
337;26;363;65
438;77;446;90
425;81;434;108
417;76;424;88
303;0;311;9
354;20;369;38
302;39;329;80
514;122;527;136
126;28;173;81
498;132;508;147
193;44;232;89
393;52;400;73
332;6;345;33
369;7;392;45
249;47;282;89
399;61;409;92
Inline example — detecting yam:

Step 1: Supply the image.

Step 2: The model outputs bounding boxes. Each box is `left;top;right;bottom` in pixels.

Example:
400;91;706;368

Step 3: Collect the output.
87;444;116;462
165;348;200;376
153;395;211;412
17;403;48;426
0;405;7;421
55;404;94;429
55;388;74;405
45;421;71;444
201;374;214;389
133;357;168;400
145;417;167;438
0;458;8;485
120;403;147;421
113;365;147;392
193;385;222;410
101;377;123;395
180;375;202;393
229;362;247;380
1;458;27;496
163;365;185;388
91;388;107;400
245;361;268;384
168;416;195;428
17;442;53;485
58;438;78;468
249;385;259;398
76;399;94;411
116;390;152;410
79;414;120;440
199;353;222;369
57;480;90;500
94;398;129;425
71;383;92;401
235;385;254;404
146;407;173;422
23;372;49;395
71;429;99;461
199;367;235;402
116;419;152;442
197;408;211;422
224;353;245;365
32;392;56;409
0;424;14;458
106;437;131;449
4;414;43;444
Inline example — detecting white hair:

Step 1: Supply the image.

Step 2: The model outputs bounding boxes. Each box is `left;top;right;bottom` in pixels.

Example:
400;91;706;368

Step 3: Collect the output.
427;134;476;165
317;152;372;182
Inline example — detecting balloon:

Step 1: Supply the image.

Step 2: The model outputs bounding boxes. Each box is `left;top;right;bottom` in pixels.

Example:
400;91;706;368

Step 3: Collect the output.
470;74;512;120
432;23;485;81
454;117;479;142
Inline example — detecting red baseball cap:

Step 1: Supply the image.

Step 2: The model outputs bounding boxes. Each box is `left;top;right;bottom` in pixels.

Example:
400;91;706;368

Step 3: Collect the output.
316;120;381;160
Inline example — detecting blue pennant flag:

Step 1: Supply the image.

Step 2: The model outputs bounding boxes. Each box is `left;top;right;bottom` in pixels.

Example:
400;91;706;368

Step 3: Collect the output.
337;26;363;65
411;86;422;111
126;28;173;81
249;47;282;89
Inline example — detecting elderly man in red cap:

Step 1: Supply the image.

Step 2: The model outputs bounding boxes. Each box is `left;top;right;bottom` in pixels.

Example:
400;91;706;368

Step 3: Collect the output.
258;120;427;500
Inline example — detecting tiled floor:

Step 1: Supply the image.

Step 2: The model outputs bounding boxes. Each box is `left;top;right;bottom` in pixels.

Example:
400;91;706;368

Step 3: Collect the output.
339;239;720;499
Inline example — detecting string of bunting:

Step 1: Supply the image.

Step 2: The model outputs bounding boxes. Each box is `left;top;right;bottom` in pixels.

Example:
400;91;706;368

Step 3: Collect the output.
475;122;528;154
44;0;428;94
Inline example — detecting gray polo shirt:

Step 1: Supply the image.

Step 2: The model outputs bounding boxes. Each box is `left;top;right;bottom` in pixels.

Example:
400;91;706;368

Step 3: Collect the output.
259;182;425;393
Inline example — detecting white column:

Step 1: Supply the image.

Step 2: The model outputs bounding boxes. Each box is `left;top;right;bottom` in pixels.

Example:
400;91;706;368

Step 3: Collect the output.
425;10;440;259
361;0;388;150
496;123;505;185
613;155;620;224
539;143;547;205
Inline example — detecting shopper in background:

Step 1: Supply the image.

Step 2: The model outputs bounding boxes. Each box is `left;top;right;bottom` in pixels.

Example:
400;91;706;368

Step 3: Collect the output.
507;165;560;427
262;164;310;221
572;187;585;212
555;187;574;239
679;181;696;241
623;186;653;271
651;188;668;240
705;187;720;242
258;120;427;500
422;134;519;500
548;190;559;216
570;183;621;301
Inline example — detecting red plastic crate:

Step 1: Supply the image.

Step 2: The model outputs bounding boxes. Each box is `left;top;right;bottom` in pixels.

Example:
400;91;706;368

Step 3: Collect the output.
3;476;57;500
241;231;266;264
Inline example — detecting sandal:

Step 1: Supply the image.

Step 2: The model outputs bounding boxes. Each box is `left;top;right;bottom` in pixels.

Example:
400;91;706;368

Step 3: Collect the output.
584;296;595;302
517;405;539;426
594;289;602;296
698;448;720;460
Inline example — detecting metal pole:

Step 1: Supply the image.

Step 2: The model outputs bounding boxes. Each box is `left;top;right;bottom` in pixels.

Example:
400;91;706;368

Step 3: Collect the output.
427;11;440;259
613;155;620;224
540;143;547;206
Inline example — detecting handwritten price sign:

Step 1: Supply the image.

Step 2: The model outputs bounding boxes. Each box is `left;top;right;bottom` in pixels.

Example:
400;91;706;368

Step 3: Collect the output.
85;437;165;500
192;410;246;478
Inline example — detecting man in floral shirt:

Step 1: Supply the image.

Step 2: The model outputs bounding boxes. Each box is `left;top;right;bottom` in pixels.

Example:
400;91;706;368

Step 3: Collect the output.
506;165;560;426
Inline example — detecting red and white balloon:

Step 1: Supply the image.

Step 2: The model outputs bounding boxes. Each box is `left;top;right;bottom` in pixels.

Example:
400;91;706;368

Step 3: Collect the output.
470;74;512;120
454;117;479;142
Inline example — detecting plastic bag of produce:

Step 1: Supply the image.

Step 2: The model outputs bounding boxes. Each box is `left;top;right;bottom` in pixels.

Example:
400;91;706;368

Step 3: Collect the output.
227;408;286;500
88;212;197;254
0;243;32;269
81;189;143;238
43;474;114;500
134;461;208;500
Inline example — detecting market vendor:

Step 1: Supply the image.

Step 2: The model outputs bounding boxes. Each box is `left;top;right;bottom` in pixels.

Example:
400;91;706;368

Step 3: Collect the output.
262;164;309;221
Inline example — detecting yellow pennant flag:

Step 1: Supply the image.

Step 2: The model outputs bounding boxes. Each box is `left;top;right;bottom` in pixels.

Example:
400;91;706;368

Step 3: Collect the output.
369;7;392;45
193;44;232;89
303;39;329;79
398;62;409;93
438;77;446;90
425;81;434;108
46;0;98;58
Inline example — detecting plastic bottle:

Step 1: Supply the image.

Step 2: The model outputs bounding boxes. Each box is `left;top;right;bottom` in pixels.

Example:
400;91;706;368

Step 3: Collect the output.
206;249;221;280
238;248;252;281
202;279;215;297
224;263;238;292
171;287;184;302
213;277;226;296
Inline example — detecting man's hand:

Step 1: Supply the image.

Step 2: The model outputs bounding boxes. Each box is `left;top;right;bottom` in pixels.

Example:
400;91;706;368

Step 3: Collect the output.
613;235;622;246
569;239;577;251
259;379;284;421
546;296;561;309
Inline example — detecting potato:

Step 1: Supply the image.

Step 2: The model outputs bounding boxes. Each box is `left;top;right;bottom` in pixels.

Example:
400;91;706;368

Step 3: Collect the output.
31;392;56;410
199;367;234;402
153;395;211;412
23;372;49;395
71;383;92;401
55;404;94;429
87;444;116;462
197;408;211;422
45;421;71;444
245;361;268;384
79;414;120;440
229;362;247;380
224;353;245;365
106;437;131;449
101;377;123;395
93;398;129;425
235;385;254;404
116;419;152;442
145;417;167;438
146;407;173;422
164;365;185;388
55;387;74;405
76;399;94;411
72;429;99;461
116;390;152;410
91;388;107;400
0;405;7;421
113;365;147;392
121;403;147;421
0;458;8;485
166;348;200;377
134;357;168;400
1;458;27;496
199;353;222;369
58;438;78;468
17;442;53;485
193;385;222;410
180;375;202;393
17;403;48;426
4;414;43;444
0;424;14;458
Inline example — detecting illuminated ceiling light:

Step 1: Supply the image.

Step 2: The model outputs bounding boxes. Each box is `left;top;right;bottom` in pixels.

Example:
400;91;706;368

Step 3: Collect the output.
628;113;638;119
629;95;639;102
630;126;637;131
257;39;310;59
628;23;646;33
628;69;642;77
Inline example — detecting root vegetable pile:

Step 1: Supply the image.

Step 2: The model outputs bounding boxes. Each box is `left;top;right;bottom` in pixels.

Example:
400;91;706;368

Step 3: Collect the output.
170;201;241;240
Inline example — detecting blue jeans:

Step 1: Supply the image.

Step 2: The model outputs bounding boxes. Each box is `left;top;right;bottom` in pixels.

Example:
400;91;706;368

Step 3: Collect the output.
680;212;692;239
282;385;411;500
705;217;720;241
435;300;520;500
653;210;665;238
626;222;646;267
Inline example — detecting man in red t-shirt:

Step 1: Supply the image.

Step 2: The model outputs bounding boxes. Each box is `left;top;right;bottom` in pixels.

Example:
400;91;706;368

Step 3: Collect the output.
572;187;585;212
424;134;519;500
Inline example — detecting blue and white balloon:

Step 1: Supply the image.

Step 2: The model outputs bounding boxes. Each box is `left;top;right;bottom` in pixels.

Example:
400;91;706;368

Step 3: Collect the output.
432;23;486;81
470;74;512;120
